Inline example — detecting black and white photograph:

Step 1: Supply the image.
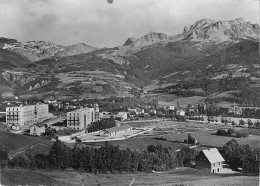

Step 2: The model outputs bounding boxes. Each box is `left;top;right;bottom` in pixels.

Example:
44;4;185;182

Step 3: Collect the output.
0;0;259;185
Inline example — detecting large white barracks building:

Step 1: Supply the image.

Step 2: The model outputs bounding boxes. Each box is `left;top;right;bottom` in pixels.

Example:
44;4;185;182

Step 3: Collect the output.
6;104;49;126
67;107;96;130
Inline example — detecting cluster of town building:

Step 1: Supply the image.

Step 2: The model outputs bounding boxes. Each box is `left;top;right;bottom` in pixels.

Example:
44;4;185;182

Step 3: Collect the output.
4;103;135;135
3;102;259;174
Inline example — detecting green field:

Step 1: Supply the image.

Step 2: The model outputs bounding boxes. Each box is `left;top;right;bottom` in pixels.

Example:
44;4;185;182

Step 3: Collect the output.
163;131;260;150
1;167;259;186
237;128;260;136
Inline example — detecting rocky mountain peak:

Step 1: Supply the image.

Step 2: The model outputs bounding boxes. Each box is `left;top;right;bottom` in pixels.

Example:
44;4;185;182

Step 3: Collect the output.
232;17;245;24
143;31;169;40
183;26;189;33
0;37;18;44
123;37;137;46
122;31;171;47
178;18;259;43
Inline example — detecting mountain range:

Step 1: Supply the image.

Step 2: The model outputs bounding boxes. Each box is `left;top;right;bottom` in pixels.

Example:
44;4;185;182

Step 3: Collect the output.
0;18;259;101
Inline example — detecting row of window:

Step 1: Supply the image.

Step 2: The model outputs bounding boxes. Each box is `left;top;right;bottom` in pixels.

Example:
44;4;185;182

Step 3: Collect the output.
68;123;80;126
213;162;221;167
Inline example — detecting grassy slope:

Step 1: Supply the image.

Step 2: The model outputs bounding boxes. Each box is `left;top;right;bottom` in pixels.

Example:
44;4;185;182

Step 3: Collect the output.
0;48;31;95
0;130;53;157
1;167;259;186
0;48;30;68
1;169;68;186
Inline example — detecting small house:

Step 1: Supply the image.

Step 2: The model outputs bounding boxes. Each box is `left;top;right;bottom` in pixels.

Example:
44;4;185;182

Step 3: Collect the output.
195;148;225;173
30;123;46;136
114;112;128;121
44;96;57;104
149;109;157;115
136;108;145;115
242;154;259;174
128;108;137;116
168;106;175;110
176;109;185;116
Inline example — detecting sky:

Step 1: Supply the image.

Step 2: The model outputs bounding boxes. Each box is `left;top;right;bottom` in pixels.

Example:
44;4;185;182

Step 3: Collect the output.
0;0;259;48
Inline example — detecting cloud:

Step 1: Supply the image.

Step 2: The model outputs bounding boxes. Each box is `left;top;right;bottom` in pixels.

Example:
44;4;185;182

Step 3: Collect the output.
0;0;258;47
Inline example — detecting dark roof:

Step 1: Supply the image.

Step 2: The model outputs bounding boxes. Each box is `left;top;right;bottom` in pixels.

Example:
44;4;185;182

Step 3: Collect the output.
30;123;45;128
45;96;56;101
241;151;260;161
103;124;132;133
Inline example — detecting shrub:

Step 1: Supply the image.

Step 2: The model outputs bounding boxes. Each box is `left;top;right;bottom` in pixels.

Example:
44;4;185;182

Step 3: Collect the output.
216;129;228;136
176;115;186;122
0;148;9;167
247;119;253;128
228;128;235;136
239;119;245;126
254;120;260;128
188;133;196;144
236;131;250;138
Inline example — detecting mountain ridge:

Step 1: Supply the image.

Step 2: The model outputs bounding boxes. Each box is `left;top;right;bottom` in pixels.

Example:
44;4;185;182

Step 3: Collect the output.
0;39;98;62
0;17;259;99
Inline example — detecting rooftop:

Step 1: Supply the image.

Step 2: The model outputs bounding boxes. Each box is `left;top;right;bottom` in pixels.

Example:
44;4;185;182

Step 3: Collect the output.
30;123;45;128
202;148;225;164
103;124;132;133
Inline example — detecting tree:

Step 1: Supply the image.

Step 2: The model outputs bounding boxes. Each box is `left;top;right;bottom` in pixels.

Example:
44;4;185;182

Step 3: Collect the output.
222;139;252;170
187;134;196;144
254;120;260;128
216;129;228;136
247;119;253;128
239;119;245;126
231;121;236;128
0;148;9;167
225;120;228;126
176;146;196;167
47;140;72;170
227;128;235;136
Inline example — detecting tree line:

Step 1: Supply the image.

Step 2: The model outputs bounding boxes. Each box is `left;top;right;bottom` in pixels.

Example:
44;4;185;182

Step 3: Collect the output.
87;118;116;133
1;138;256;172
4;141;197;173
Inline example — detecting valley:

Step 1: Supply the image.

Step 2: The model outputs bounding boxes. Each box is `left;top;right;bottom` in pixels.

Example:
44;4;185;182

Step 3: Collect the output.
0;16;259;186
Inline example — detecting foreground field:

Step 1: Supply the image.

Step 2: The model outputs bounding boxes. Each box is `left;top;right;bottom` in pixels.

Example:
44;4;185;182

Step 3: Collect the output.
1;167;258;186
0;130;53;157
